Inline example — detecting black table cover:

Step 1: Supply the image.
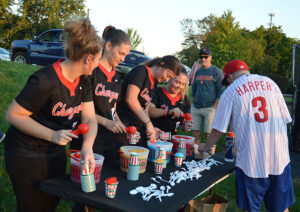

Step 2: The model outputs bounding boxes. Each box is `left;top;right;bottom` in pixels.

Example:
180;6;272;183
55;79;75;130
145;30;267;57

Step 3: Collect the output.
39;153;235;212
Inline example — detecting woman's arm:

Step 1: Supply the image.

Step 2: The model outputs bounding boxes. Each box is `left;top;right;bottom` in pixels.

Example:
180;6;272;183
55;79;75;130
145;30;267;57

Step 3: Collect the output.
148;103;166;118
126;84;156;140
80;101;98;173
6;100;77;144
95;113;126;134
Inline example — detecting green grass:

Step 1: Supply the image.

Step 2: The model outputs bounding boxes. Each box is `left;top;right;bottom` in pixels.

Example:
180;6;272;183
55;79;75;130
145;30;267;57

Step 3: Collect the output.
0;60;299;211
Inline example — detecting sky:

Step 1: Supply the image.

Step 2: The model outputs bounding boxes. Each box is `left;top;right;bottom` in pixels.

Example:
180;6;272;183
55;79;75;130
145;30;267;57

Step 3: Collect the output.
86;0;300;58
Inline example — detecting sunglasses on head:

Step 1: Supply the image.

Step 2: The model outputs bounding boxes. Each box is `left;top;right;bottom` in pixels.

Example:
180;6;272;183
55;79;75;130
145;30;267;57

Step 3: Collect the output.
200;55;209;59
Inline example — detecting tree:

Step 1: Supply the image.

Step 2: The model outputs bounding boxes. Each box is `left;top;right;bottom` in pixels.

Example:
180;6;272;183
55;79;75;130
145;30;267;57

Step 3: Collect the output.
0;0;86;49
177;10;298;93
125;28;143;50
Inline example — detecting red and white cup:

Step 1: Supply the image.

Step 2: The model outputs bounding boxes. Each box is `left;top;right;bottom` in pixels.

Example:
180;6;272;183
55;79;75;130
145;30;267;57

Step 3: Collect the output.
154;159;164;174
159;132;171;141
105;178;119;198
182;121;193;132
174;153;184;167
127;132;139;145
210;144;216;155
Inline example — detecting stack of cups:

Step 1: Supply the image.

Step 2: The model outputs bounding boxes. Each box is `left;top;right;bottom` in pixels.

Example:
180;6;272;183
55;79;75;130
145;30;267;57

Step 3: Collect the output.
174;152;184;167
105;177;119;198
154;158;164;174
159;132;171;141
158;149;167;168
177;139;186;160
80;161;96;193
127;153;140;181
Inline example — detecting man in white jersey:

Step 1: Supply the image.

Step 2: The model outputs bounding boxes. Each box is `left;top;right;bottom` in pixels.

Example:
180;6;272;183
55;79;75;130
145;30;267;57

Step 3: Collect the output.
198;60;295;212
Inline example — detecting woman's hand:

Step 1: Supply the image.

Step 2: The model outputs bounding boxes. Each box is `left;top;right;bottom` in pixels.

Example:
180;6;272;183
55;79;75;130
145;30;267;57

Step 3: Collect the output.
155;127;164;140
105;120;126;134
80;146;95;174
168;108;183;119
51;130;78;145
145;122;156;141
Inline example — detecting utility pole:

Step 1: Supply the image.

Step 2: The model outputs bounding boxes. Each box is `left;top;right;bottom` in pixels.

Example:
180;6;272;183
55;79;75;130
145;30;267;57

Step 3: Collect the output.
268;13;275;28
87;8;91;18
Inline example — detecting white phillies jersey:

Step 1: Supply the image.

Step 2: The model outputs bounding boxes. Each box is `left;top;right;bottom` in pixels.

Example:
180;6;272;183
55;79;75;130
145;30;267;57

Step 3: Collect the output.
212;74;292;178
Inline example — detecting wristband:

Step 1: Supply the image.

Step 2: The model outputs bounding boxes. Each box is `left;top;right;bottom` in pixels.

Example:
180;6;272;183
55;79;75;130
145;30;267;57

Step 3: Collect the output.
144;120;151;125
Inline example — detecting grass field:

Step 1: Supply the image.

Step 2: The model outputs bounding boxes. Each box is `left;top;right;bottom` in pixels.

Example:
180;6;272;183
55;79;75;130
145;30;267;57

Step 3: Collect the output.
0;60;299;211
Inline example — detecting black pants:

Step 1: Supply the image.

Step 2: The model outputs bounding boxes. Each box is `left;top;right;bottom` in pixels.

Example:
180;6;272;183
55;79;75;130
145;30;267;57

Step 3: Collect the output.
5;148;66;212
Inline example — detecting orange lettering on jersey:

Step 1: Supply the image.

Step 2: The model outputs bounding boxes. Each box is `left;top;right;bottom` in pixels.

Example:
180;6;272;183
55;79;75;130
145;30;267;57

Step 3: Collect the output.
95;83;119;103
248;82;255;91
52;102;83;120
140;88;151;104
196;75;213;81
236;86;244;96
243;84;249;93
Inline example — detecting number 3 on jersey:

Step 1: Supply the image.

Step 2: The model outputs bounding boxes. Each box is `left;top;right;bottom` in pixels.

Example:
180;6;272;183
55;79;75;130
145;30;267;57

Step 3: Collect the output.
252;96;268;122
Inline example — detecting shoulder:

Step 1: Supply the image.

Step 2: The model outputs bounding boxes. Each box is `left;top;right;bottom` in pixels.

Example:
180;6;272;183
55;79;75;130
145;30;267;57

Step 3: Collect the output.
29;65;57;85
211;65;223;73
128;65;147;79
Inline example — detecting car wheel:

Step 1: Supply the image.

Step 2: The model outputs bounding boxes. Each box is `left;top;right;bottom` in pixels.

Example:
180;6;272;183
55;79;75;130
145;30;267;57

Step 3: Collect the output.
13;52;28;64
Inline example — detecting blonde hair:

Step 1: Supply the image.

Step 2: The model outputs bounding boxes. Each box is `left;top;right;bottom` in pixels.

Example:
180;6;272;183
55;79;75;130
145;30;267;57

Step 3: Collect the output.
168;65;188;101
63;17;102;61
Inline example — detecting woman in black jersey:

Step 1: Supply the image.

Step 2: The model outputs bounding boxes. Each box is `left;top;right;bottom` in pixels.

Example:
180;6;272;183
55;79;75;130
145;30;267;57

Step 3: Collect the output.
4;18;102;211
149;66;191;134
116;56;181;147
71;26;131;162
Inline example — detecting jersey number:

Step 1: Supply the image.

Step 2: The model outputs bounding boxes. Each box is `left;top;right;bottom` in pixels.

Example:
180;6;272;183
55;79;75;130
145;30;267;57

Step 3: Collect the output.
251;97;268;122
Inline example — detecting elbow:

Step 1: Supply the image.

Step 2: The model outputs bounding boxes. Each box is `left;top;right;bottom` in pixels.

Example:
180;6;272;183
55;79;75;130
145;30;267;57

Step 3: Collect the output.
6;110;13;124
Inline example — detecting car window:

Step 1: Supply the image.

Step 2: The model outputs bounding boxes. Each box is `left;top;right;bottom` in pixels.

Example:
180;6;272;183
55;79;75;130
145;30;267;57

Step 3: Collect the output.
39;31;57;42
58;33;64;42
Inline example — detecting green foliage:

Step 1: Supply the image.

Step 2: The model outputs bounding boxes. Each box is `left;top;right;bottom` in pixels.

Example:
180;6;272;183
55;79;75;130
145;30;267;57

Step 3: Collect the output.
179;10;299;93
175;45;199;67
125;28;143;50
0;0;86;49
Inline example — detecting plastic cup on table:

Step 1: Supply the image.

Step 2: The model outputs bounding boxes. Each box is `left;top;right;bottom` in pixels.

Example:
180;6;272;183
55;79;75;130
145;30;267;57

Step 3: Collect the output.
210;144;216;155
174;152;184;167
154;159;164;174
105;177;119;198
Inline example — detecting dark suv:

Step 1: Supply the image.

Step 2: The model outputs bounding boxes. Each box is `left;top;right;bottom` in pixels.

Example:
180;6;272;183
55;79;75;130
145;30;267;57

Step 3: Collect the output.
11;29;64;66
11;29;151;76
116;50;151;77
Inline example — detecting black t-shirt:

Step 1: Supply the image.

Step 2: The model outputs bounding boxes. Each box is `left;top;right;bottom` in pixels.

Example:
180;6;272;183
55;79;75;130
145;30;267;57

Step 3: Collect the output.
117;65;155;128
151;87;190;133
4;60;93;155
90;63;122;147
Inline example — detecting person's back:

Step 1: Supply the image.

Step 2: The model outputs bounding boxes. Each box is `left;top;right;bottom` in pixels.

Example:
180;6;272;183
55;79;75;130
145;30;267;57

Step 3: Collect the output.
216;73;291;177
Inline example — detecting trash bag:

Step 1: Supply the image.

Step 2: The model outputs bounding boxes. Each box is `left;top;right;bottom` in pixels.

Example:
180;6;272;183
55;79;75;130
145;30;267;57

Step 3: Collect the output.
184;194;228;212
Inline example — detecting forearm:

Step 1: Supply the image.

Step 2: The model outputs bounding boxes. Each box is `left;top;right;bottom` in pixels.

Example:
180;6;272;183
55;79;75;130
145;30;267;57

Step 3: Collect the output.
7;114;54;142
213;98;220;109
149;104;166;118
96;114;109;127
127;99;151;124
203;129;223;151
81;116;97;149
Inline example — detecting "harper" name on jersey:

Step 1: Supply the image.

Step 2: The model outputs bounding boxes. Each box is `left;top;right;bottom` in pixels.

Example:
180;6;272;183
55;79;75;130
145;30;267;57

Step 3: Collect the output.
236;80;272;96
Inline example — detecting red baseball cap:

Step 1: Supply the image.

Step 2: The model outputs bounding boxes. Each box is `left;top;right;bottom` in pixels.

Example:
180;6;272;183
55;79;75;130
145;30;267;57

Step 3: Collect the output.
222;60;249;86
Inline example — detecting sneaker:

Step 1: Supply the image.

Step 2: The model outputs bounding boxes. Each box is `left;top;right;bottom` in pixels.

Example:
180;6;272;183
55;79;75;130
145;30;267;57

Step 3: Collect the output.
0;131;5;143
